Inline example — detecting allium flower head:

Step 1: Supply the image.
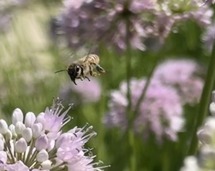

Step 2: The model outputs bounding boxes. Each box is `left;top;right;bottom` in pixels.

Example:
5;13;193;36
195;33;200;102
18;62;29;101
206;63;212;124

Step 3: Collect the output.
52;0;213;51
153;59;204;105
0;98;105;170
104;78;184;142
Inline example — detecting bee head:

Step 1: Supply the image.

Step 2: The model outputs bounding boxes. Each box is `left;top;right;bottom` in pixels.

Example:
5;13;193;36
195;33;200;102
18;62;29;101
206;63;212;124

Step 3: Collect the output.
67;64;83;85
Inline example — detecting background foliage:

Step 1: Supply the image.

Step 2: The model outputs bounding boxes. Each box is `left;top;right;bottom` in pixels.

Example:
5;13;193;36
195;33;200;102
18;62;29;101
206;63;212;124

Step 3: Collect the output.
0;0;215;171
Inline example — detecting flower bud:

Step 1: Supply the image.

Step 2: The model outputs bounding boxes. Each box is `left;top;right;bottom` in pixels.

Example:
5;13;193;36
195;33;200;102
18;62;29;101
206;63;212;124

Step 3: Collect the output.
32;123;43;138
36;149;49;162
35;135;48;151
22;128;32;142
15;138;27;153
41;160;52;170
9;124;17;137
0;120;8;134
5;130;12;141
197;129;212;144
205;117;215;131
36;112;45;125
15;122;25;135
12;108;23;125
25;112;36;128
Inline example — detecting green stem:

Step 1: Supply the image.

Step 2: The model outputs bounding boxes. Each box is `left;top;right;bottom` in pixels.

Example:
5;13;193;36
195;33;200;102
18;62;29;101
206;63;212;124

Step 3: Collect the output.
133;59;159;115
125;40;132;122
125;26;135;171
50;162;66;171
124;1;136;170
188;42;215;155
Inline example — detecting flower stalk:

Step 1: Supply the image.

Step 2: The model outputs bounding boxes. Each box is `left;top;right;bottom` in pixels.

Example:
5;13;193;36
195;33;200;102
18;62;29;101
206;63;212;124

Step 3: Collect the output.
125;15;136;171
188;41;215;155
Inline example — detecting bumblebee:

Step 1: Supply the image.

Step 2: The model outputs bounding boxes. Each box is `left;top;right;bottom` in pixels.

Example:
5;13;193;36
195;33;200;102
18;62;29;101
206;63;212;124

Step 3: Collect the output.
56;54;105;85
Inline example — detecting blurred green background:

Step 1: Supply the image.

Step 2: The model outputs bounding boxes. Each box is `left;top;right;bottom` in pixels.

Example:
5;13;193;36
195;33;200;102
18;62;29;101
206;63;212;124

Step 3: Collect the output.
0;1;214;171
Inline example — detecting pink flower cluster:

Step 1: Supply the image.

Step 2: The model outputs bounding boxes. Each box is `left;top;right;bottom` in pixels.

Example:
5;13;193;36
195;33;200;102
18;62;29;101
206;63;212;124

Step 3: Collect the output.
104;59;204;142
104;78;184;141
52;0;213;51
153;59;204;105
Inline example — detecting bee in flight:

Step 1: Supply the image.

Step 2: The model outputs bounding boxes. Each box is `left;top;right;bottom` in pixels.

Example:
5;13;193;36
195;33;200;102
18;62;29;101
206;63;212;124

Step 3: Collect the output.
55;54;105;85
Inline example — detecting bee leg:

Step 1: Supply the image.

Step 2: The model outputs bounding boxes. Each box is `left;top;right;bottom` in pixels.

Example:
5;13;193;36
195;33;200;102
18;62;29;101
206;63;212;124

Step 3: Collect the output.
96;64;105;73
85;76;90;81
72;79;77;85
89;66;98;77
89;68;93;76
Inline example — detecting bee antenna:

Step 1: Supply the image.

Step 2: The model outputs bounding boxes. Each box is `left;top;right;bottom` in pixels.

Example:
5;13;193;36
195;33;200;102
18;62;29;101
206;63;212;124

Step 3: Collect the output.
55;69;67;73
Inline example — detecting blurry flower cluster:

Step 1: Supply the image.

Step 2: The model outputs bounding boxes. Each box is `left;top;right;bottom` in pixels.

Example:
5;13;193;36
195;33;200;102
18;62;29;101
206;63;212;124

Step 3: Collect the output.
52;0;213;51
0;0;28;32
104;78;184;141
153;59;204;105
181;91;215;171
59;78;102;104
0;98;105;170
204;0;215;5
104;58;204;142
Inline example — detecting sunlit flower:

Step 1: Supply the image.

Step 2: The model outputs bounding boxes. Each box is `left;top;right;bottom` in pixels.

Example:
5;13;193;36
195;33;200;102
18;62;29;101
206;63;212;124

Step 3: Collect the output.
153;59;204;105
181;91;215;170
52;0;212;51
0;98;106;170
180;156;200;171
104;78;184;142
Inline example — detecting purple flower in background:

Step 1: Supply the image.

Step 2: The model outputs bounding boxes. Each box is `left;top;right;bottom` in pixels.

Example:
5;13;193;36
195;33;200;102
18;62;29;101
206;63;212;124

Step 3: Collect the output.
153;59;204;105
186;5;213;26
52;0;212;51
55;0;154;51
203;0;215;5
146;1;213;42
59;78;102;103
104;78;184;142
0;98;106;170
